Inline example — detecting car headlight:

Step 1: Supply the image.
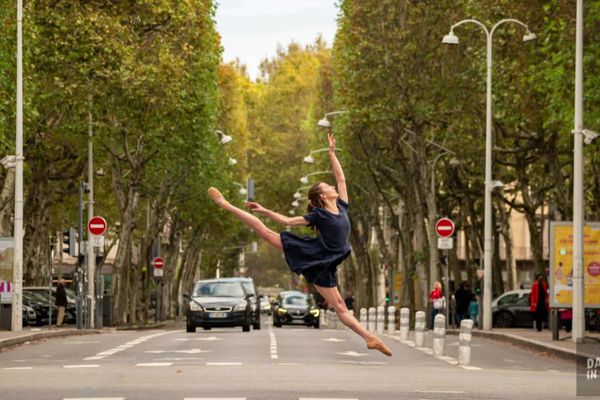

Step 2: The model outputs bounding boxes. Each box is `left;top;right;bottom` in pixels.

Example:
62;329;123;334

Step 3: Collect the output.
189;301;204;311
310;309;320;317
277;307;288;315
234;302;247;311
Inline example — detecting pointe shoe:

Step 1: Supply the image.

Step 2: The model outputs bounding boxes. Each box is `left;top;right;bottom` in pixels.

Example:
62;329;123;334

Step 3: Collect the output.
366;337;392;356
207;187;230;207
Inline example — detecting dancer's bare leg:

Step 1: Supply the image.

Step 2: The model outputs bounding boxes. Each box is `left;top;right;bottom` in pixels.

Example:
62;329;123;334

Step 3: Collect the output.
208;187;283;251
314;285;392;356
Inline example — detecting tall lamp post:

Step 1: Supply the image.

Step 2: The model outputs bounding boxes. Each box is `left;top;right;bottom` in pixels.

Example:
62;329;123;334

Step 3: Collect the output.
12;0;24;331
442;18;536;331
299;171;334;185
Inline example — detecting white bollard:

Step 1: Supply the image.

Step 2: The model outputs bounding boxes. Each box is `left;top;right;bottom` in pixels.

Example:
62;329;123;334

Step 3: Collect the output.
387;306;396;336
368;307;376;332
458;319;474;366
433;314;446;356
320;309;324;326
376;306;385;334
359;307;367;329
415;311;426;348
399;307;410;342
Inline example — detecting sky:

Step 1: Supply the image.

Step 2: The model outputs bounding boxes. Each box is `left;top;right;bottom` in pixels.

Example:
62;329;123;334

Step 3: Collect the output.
215;0;339;80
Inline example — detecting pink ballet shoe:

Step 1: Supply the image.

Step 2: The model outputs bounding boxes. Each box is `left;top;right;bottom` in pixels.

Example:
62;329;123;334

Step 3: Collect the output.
207;187;230;207
366;336;392;356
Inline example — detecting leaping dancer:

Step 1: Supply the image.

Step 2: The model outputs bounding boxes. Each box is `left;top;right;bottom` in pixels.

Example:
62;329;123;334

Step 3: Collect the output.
208;132;392;356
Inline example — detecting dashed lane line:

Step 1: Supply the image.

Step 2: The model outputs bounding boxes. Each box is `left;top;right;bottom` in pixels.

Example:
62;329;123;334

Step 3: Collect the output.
3;367;33;370
63;398;124;400
205;362;243;366
135;362;173;367
63;364;99;369
84;331;174;361
269;328;278;359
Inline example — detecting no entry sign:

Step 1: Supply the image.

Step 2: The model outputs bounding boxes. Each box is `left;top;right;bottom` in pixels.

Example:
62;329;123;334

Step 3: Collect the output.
88;216;107;236
152;257;164;269
435;218;455;238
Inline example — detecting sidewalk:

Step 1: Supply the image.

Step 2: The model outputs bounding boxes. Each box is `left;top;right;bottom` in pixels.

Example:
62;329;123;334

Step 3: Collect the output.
446;327;600;362
0;326;104;351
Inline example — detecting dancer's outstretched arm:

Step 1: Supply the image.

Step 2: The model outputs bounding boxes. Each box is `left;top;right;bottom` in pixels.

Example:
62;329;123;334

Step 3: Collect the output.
328;131;348;203
247;202;308;226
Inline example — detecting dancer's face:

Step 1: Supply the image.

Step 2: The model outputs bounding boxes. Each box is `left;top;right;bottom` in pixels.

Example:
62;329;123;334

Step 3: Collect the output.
319;182;338;200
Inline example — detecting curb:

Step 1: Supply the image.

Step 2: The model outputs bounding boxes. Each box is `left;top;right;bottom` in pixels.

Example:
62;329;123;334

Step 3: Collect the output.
447;328;581;363
0;329;104;351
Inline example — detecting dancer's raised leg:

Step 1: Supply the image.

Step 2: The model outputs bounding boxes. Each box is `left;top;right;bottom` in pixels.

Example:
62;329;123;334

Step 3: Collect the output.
208;187;283;251
314;285;392;356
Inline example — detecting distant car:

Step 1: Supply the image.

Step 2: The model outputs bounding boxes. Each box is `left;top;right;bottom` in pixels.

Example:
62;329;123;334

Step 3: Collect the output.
185;278;253;333
272;291;320;329
492;289;534;328
227;277;261;330
260;295;271;315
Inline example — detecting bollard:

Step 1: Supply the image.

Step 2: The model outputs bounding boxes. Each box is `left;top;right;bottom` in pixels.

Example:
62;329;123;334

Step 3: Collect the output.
399;307;410;342
320;309;324;327
376;306;385;334
387;306;396;336
432;314;446;356
458;319;474;366
359;308;367;329
368;307;376;332
415;311;426;348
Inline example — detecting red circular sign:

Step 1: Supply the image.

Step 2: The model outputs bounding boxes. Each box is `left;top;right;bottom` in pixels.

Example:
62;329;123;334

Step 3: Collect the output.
88;216;107;236
152;257;164;269
435;218;455;238
588;261;600;277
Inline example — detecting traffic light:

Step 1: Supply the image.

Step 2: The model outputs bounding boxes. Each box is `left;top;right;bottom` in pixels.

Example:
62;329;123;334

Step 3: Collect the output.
62;228;78;257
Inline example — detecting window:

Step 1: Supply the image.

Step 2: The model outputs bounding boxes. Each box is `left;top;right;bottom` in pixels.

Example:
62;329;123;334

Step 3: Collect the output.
497;293;519;306
194;282;244;298
283;295;308;306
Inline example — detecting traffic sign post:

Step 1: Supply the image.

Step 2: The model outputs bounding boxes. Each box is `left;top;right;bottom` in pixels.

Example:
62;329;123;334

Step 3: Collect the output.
152;257;164;278
435;218;455;328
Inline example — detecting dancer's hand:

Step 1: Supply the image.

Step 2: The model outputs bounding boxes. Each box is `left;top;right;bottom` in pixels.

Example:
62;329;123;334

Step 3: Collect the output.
328;132;336;151
246;202;266;213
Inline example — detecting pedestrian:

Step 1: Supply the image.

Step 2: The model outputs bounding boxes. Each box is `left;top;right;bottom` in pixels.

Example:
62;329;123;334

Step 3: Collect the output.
344;292;354;311
530;273;549;331
55;278;67;326
559;308;572;333
429;281;444;329
208;132;392;356
454;282;473;325
468;294;479;327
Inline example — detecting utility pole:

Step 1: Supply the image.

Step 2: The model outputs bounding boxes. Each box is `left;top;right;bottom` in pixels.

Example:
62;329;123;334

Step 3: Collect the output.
12;0;24;331
87;93;96;328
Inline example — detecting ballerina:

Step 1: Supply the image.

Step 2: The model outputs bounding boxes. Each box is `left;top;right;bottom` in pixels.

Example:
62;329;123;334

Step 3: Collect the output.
208;132;392;356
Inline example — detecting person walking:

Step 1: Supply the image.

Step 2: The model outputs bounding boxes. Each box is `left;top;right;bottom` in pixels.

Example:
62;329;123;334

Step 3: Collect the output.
429;281;444;329
55;279;67;326
530;273;549;331
208;132;392;356
454;282;473;325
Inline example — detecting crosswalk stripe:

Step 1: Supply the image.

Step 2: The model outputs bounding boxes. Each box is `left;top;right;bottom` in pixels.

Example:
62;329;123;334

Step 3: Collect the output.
63;365;99;369
135;362;173;367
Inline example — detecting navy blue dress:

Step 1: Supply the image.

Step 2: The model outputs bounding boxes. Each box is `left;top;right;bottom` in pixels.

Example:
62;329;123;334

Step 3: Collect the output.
280;198;351;288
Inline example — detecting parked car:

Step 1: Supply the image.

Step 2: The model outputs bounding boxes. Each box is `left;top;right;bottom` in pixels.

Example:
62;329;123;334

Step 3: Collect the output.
272;291;320;328
185;278;253;333
23;304;37;326
23;287;76;324
227;277;261;330
22;291;56;326
260;295;271;315
492;289;533;328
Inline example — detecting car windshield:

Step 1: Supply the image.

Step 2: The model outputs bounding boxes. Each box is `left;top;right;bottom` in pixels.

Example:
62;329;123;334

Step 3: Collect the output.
497;293;520;306
283;294;309;306
193;282;245;298
241;282;255;296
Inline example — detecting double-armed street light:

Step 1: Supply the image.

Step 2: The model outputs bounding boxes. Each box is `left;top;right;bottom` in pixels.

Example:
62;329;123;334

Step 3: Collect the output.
214;129;233;145
442;18;536;331
299;171;333;185
317;111;348;128
303;148;343;164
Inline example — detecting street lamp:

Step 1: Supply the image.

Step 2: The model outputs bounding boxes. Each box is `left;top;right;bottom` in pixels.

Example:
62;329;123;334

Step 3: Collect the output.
233;182;247;196
317;111;348;128
299;171;333;185
214;130;233;145
303;148;343;163
228;157;238;166
443;18;536;331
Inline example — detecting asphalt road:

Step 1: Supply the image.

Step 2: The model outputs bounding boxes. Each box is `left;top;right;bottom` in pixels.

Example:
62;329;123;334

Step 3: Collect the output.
0;316;584;400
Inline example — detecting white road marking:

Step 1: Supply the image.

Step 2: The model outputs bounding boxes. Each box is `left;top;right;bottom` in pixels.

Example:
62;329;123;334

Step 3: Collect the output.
206;362;242;366
322;337;345;342
84;356;105;361
460;365;482;370
3;367;33;370
299;398;358;400
63;364;99;369
436;356;458;365
175;336;222;341
154;357;205;361
85;331;174;361
183;398;246;400
339;360;387;365
145;349;210;354
136;362;173;367
416;347;434;354
63;341;101;344
278;362;300;366
269;328;278;359
336;351;368;357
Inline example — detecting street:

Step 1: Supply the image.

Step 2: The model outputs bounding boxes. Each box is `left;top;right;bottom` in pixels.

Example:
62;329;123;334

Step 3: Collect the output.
0;316;577;400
